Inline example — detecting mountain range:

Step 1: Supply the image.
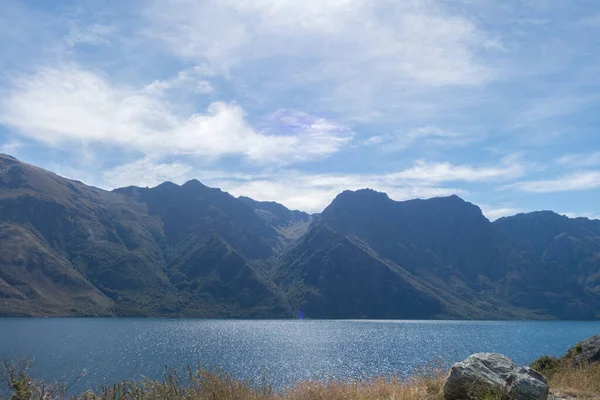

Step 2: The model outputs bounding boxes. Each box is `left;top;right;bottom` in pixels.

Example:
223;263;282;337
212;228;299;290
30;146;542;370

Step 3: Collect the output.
1;153;599;319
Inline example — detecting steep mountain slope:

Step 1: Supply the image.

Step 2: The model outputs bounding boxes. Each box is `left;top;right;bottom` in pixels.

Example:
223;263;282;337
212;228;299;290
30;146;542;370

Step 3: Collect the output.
1;154;600;319
0;154;291;316
318;190;600;319
115;181;281;260
238;196;312;241
0;153;172;315
269;222;544;319
114;182;292;317
0;222;112;316
270;224;444;319
494;212;600;318
294;190;539;319
320;190;509;280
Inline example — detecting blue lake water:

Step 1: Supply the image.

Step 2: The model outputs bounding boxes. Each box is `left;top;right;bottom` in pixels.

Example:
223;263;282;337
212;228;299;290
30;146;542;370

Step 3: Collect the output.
1;319;599;393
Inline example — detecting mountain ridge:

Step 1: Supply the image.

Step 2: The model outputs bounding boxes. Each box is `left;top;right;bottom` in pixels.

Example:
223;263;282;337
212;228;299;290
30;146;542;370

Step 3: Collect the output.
1;154;599;319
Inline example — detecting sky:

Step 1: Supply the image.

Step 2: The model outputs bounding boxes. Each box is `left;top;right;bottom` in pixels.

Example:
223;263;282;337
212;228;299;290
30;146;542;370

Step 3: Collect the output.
0;0;599;220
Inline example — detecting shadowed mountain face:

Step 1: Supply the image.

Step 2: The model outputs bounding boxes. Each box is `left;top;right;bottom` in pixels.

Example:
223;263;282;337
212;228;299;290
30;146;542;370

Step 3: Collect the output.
270;224;445;319
315;190;600;319
494;212;600;318
1;154;600;319
320;190;507;280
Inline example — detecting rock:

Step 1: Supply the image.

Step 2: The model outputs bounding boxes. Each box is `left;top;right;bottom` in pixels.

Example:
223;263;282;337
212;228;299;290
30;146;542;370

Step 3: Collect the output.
508;367;549;400
443;353;515;399
443;353;549;400
564;334;600;366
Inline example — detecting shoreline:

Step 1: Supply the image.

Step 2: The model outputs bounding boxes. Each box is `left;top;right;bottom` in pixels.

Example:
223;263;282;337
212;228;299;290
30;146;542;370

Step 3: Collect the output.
1;316;595;321
2;355;599;400
2;320;599;399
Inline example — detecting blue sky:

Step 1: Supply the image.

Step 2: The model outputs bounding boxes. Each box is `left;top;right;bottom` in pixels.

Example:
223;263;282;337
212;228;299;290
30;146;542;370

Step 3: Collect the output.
0;0;599;219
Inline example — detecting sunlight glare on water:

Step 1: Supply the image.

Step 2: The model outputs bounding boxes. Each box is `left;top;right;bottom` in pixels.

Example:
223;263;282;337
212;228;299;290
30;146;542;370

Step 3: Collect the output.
1;318;599;392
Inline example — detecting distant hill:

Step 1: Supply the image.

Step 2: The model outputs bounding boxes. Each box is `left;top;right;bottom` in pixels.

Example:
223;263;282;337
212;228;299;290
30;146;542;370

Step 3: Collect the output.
1;154;599;319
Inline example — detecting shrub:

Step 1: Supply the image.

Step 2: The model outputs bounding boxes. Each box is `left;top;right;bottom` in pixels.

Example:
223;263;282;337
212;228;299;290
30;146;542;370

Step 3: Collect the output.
530;356;561;378
1;359;85;400
0;360;33;400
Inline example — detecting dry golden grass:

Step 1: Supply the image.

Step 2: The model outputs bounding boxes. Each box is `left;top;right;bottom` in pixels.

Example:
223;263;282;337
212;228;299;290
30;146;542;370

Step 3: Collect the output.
280;373;446;400
6;358;600;400
74;369;446;400
1;361;447;400
547;361;600;400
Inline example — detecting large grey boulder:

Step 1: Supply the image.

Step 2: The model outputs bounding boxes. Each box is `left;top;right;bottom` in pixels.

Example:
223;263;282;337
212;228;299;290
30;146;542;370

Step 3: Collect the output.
564;334;600;366
443;353;514;399
443;353;549;400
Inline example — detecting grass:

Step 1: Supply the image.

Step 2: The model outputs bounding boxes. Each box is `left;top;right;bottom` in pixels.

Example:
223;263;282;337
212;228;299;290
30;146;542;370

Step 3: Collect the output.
546;360;600;399
3;357;600;400
0;361;447;400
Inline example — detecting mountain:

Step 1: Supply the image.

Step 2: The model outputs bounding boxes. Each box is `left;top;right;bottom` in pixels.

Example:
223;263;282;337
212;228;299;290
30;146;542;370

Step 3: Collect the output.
237;196;312;241
1;154;599;319
315;190;600;319
112;181;294;317
0;154;291;317
494;212;600;318
319;190;508;280
270;223;445;319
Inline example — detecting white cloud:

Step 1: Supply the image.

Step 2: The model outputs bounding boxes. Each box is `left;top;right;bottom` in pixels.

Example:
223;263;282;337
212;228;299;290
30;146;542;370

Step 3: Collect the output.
3;0;598;221
145;65;214;94
516;95;597;125
0;140;22;154
507;170;600;193
257;109;354;160
362;135;389;145
101;162;464;213
399;126;466;148
363;126;480;151
144;0;498;87
99;155;526;212
0;64;352;165
562;211;600;220
189;170;465;213
102;157;194;188
390;155;529;183
557;152;600;168
479;206;525;221
64;24;117;47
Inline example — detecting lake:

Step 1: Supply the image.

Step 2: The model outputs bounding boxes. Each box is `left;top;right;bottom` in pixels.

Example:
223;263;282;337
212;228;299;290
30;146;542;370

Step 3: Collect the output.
1;319;599;393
